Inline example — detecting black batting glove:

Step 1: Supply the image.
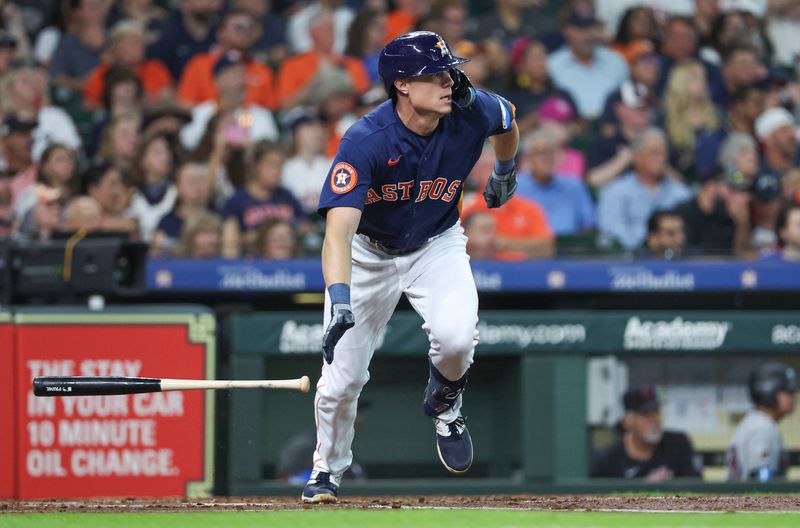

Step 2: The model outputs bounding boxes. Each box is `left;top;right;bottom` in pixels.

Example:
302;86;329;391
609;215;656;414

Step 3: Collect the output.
483;167;517;208
450;68;475;107
322;303;355;364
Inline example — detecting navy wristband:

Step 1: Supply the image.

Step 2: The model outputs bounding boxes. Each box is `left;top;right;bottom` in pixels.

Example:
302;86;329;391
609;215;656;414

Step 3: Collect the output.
494;158;515;174
328;283;350;305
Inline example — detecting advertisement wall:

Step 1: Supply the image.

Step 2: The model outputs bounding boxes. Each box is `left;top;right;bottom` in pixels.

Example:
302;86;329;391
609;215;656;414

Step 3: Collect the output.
13;308;216;499
0;312;15;498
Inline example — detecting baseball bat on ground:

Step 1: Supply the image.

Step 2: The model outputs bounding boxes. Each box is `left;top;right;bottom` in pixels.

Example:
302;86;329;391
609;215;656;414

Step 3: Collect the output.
33;376;311;396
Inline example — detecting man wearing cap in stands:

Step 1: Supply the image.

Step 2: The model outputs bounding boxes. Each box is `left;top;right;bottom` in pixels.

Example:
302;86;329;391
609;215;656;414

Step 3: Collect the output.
586;80;656;188
547;7;629;120
755;106;800;179
591;385;701;481
178;9;277;109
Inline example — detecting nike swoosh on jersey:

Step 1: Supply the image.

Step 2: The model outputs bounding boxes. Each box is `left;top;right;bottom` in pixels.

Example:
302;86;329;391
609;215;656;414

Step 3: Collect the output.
388;155;402;166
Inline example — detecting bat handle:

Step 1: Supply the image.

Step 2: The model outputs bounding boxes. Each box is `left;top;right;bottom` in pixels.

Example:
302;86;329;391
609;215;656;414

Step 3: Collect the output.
33;376;161;396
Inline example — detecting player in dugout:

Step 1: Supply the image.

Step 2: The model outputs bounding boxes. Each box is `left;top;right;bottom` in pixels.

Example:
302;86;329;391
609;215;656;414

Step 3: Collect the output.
727;362;798;481
591;385;702;481
301;30;519;503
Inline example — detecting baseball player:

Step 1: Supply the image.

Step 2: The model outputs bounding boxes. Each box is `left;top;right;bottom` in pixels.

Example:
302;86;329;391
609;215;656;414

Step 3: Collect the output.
726;362;798;481
301;31;519;503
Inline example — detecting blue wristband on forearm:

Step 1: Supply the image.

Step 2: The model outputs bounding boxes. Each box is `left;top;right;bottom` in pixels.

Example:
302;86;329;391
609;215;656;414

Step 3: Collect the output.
494;158;515;175
328;283;350;305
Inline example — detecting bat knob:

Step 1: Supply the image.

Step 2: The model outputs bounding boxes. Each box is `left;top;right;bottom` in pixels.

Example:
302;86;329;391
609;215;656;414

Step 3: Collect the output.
300;375;311;393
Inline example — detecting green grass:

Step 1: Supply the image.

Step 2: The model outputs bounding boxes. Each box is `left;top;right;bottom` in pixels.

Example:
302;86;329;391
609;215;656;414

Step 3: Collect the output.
2;510;800;528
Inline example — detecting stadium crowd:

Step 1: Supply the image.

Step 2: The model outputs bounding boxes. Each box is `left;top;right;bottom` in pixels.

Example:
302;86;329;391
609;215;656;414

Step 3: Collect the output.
1;0;800;261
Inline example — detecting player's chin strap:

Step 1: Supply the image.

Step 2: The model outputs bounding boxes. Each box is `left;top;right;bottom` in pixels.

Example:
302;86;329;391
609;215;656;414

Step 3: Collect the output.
423;360;468;417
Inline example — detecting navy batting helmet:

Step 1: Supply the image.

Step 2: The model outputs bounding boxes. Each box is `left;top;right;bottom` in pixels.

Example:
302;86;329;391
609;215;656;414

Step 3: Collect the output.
378;31;468;95
749;362;798;408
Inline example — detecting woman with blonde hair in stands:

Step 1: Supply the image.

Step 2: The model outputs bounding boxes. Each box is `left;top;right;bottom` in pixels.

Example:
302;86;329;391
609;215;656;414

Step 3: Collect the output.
662;60;719;181
97;112;141;176
175;210;223;259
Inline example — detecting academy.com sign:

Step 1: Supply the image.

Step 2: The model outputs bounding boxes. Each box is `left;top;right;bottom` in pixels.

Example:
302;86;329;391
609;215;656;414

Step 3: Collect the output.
278;319;586;352
623;317;731;350
477;322;586;348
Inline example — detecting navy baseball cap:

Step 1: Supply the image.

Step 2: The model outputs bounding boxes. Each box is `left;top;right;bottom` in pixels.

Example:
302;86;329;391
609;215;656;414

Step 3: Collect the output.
0;30;16;49
752;171;782;201
0;114;37;135
623;385;660;413
565;9;599;28
283;106;320;133
213;50;247;77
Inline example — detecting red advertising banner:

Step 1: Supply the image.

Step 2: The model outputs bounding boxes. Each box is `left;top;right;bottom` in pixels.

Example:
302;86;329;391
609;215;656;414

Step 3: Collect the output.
0;314;15;498
14;309;216;499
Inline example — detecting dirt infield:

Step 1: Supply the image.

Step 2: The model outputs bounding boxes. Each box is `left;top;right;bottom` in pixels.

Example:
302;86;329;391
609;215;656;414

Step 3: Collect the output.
2;495;799;513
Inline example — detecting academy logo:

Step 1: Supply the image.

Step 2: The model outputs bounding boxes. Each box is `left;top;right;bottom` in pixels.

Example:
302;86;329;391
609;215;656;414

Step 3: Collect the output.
623;317;731;350
330;162;358;194
772;324;800;345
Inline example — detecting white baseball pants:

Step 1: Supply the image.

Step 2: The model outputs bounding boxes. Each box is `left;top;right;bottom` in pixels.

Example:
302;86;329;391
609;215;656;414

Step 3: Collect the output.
312;222;479;476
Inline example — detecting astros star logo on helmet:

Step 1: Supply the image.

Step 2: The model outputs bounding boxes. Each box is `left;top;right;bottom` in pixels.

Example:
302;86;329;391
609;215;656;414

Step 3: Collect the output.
330;162;358;194
434;36;449;57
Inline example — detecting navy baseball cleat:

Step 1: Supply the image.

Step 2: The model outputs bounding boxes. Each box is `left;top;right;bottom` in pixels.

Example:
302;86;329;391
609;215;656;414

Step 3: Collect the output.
301;470;340;503
434;415;473;474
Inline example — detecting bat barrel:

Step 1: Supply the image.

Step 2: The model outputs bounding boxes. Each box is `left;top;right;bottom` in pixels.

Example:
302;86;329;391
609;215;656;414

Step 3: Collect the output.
33;376;162;397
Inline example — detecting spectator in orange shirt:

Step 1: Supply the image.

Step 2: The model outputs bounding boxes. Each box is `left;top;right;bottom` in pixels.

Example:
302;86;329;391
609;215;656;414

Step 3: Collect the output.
178;9;277;110
84;21;174;108
461;193;555;260
385;0;429;43
461;144;554;260
277;9;370;111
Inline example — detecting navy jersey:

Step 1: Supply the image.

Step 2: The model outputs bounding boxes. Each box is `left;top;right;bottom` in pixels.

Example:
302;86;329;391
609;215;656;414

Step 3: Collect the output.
318;89;514;249
222;187;305;231
157;211;184;239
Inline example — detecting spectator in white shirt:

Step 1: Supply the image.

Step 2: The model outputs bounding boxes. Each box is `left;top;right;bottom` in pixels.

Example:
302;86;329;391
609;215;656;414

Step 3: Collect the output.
280;107;332;214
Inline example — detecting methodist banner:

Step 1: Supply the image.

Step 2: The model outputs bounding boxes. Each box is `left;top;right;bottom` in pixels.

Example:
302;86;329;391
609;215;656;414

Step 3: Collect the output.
14;308;216;499
230;310;800;356
149;258;800;293
0;312;15;498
